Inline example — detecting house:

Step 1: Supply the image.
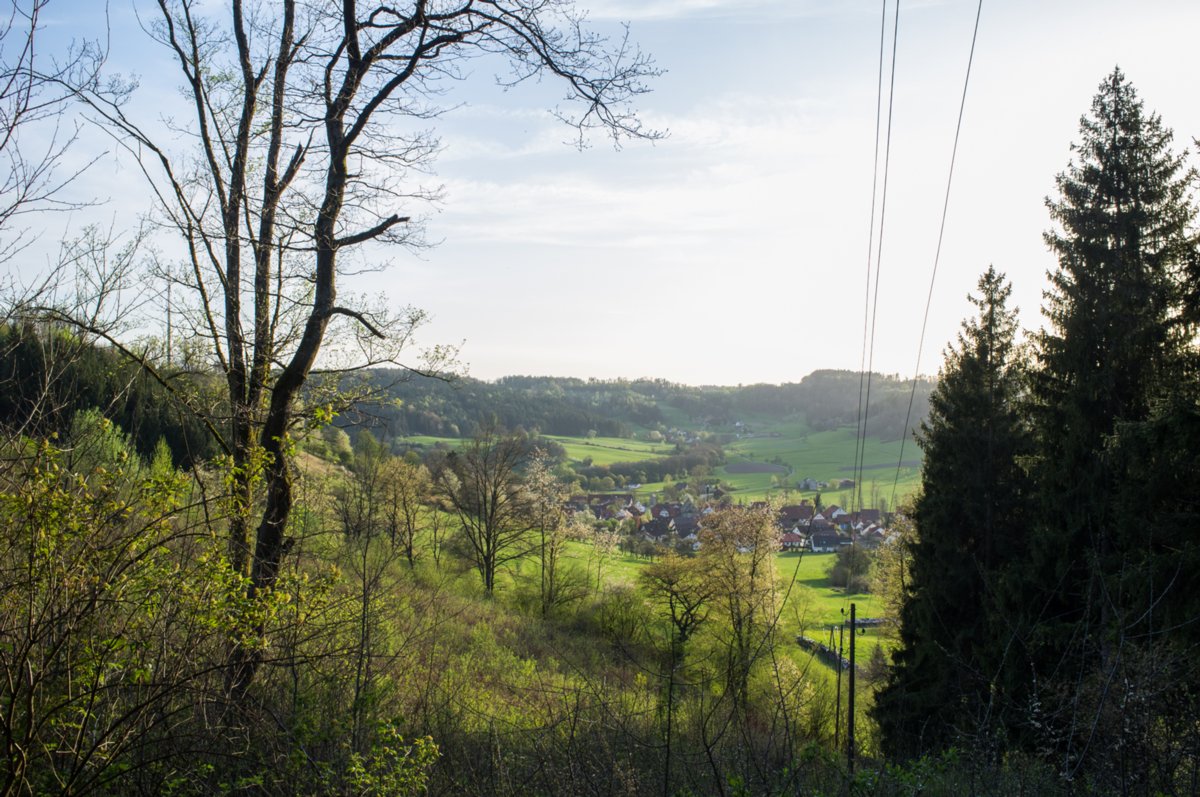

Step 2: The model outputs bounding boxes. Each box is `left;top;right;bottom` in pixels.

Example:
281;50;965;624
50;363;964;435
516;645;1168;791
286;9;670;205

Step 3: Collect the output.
856;527;886;550
778;504;815;529
780;531;806;551
642;517;676;539
674;516;701;537
809;531;843;553
859;509;883;525
649;502;683;520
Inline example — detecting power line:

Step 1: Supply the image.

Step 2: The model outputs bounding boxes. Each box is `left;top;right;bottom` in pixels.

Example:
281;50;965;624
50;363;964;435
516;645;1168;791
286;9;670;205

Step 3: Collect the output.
853;0;889;517
855;0;901;513
890;0;985;510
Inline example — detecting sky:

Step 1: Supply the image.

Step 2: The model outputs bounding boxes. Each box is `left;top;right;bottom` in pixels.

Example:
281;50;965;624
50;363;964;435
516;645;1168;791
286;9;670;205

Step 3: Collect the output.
27;0;1200;386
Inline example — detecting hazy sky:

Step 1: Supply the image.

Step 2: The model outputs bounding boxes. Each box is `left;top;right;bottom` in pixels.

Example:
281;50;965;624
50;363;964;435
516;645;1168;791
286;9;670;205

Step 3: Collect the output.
33;0;1200;385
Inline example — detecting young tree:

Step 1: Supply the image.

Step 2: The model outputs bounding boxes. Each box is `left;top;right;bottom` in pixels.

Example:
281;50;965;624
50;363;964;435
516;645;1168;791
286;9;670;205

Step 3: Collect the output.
698;505;781;716
58;0;658;690
379;457;435;568
587;519;622;594
826;543;871;593
641;553;713;797
874;267;1031;759
524;450;581;616
334;431;389;540
869;510;914;642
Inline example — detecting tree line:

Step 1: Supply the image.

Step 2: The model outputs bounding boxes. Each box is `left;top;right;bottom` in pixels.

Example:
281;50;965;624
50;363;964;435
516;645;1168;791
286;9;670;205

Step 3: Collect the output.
0;322;217;466
336;369;932;443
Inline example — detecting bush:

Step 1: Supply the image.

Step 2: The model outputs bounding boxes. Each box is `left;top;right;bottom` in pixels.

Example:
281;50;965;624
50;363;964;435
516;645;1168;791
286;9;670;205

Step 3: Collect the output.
828;544;872;592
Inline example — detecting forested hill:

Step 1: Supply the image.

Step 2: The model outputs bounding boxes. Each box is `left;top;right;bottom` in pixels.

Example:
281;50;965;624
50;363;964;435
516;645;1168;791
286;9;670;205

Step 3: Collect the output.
344;369;933;441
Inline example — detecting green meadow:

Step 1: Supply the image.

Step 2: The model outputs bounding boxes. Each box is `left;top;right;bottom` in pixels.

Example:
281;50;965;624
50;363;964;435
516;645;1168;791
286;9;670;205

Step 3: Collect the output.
395;425;921;507
721;420;921;506
542;434;675;466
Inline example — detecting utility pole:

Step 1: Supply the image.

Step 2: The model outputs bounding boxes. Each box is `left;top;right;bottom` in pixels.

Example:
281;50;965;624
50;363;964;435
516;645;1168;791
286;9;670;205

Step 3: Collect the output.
848;602;857;775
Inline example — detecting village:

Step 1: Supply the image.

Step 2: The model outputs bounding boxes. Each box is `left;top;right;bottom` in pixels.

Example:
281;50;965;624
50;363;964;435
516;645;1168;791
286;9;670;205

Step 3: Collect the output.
568;492;893;557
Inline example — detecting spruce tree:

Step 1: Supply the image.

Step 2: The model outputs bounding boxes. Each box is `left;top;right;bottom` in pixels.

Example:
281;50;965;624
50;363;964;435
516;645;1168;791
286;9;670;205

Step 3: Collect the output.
874;266;1030;759
1028;68;1194;630
1021;68;1198;771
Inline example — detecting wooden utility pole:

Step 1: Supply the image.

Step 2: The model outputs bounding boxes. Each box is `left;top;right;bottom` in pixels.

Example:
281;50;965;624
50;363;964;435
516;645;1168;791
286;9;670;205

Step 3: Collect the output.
848;602;857;775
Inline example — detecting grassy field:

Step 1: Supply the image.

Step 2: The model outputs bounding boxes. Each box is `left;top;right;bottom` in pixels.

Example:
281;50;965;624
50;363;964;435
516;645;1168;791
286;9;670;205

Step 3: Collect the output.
395;419;921;508
393;434;674;468
776;551;894;659
542;434;675;466
720;421;921;506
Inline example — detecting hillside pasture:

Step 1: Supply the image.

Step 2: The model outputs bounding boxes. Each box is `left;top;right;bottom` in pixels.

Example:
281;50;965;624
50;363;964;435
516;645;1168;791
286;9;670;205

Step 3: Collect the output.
543;434;675;466
392;433;675;469
721;422;921;504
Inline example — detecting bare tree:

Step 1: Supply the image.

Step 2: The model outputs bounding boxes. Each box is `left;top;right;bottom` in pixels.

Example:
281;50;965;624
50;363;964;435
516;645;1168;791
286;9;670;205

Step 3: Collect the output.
333;431;389;540
0;0;102;263
53;0;657;690
435;426;535;594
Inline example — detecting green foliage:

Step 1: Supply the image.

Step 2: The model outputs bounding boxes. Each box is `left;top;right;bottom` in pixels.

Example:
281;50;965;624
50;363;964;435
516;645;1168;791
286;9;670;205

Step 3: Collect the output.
345;723;438;797
322;423;354;464
0;439;231;793
67;406;138;475
827;544;872;593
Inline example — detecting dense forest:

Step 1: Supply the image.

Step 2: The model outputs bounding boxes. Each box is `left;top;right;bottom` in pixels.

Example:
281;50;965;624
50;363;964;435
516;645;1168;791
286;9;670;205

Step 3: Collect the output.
1;1;1198;794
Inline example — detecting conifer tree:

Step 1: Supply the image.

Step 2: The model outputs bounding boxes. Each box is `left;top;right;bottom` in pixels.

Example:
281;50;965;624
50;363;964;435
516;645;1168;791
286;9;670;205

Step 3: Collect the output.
1025;67;1196;666
874;267;1030;759
1018;69;1199;776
